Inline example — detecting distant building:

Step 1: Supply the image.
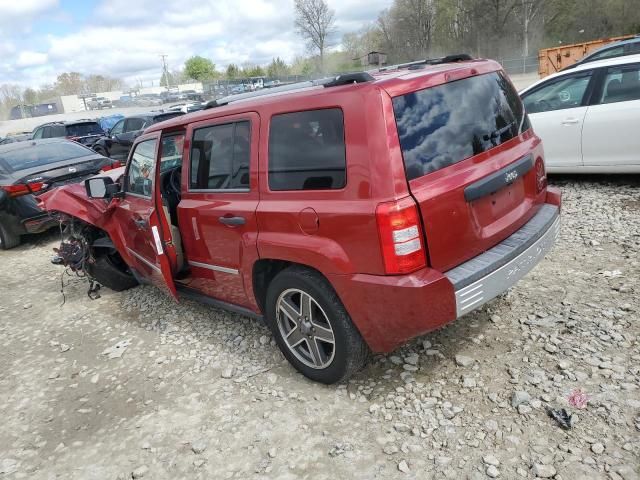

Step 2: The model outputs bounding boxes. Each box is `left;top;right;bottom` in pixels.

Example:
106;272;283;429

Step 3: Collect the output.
357;51;388;67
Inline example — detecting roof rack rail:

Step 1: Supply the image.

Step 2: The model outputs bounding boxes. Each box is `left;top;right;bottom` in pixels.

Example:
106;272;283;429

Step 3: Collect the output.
202;55;470;110
376;53;473;72
204;72;375;110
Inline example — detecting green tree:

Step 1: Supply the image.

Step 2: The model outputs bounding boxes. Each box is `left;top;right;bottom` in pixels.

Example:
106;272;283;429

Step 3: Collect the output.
23;88;38;104
55;72;84;95
243;64;265;77
267;57;290;78
184;56;218;81
226;63;240;79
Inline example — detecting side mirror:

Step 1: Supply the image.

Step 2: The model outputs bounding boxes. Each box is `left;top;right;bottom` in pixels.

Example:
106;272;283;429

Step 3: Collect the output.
85;177;117;199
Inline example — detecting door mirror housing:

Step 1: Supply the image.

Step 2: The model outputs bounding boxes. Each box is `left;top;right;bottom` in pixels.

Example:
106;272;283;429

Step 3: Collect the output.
85;177;120;199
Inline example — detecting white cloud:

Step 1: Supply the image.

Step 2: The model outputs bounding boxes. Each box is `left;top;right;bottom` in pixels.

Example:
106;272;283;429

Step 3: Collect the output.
1;0;393;88
0;0;59;30
16;51;49;68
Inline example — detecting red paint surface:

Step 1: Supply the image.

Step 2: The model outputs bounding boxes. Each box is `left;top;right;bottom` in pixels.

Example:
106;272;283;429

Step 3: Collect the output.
42;59;561;353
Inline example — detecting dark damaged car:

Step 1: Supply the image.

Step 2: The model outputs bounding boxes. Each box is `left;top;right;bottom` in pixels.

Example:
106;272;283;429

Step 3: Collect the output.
0;139;121;249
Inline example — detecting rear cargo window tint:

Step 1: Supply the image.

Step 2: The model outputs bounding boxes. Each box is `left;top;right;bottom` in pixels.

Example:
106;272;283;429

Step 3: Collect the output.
268;108;346;191
190;121;250;190
393;72;530;180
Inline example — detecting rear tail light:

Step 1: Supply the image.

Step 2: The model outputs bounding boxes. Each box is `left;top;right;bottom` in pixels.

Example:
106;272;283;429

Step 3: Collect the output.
535;157;547;193
1;182;47;198
376;196;427;274
101;160;122;172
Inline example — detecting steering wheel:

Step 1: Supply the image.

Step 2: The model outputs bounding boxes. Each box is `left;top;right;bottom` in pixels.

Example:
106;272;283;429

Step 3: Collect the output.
168;167;182;197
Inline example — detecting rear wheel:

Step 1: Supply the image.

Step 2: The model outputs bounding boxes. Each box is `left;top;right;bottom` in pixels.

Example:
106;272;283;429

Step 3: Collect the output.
86;253;138;291
265;266;369;384
93;145;109;157
0;222;20;250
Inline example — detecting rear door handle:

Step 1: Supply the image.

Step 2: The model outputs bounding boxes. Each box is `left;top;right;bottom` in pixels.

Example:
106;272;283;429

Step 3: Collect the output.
561;118;580;125
219;215;246;226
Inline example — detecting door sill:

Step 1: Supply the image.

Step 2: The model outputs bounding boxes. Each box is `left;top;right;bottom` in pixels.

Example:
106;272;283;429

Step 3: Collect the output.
175;284;264;322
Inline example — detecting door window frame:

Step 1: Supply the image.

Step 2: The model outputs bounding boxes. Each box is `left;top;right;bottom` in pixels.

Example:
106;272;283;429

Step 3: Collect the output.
523;69;598;113
588;61;640;106
110;119;125;135
185;113;257;194
123;134;160;200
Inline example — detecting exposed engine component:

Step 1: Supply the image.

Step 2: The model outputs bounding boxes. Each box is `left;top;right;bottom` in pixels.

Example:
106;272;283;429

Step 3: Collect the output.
51;217;101;301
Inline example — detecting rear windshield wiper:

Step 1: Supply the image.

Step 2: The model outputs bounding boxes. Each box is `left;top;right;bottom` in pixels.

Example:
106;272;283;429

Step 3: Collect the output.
483;122;516;142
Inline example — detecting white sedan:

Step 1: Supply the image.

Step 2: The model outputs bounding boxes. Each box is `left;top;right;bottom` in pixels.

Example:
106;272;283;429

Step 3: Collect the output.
520;54;640;173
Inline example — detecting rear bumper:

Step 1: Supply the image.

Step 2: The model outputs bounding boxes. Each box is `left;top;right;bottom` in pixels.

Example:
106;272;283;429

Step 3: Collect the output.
330;192;561;353
445;203;560;317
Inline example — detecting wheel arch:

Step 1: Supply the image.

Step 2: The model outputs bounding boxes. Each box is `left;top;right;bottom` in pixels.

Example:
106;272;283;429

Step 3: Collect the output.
252;259;331;315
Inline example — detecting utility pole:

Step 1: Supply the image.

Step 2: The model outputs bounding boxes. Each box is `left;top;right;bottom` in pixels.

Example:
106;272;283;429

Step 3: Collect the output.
160;54;170;88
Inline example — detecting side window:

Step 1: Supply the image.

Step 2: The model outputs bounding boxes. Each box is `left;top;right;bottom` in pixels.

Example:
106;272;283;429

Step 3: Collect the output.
110;119;125;135
126;139;157;197
268;108;346;191
125;118;146;132
51;125;66;137
32;128;43;139
588;46;625;62
190;121;250;190
160;134;184;173
42;126;53;139
523;73;592;113
599;64;640;104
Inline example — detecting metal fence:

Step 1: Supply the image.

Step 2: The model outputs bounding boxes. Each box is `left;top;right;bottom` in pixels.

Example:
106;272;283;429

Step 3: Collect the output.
497;55;539;75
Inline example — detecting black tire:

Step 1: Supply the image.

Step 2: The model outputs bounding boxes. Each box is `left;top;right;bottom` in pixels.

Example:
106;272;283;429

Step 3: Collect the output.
0;222;20;250
265;266;370;384
86;254;138;292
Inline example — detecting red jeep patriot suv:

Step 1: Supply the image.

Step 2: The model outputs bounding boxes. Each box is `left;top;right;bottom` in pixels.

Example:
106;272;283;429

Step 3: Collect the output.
43;55;561;384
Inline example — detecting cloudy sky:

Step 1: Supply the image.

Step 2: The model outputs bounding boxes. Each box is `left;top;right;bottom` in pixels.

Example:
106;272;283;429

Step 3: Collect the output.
0;0;392;89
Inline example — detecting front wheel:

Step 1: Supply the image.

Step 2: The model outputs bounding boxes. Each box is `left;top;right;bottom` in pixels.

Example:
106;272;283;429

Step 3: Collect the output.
265;266;369;384
86;254;138;291
0;222;20;250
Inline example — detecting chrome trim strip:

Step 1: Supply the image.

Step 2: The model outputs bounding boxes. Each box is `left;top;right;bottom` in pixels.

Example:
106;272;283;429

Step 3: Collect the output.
452;215;561;317
188;260;239;275
126;247;161;274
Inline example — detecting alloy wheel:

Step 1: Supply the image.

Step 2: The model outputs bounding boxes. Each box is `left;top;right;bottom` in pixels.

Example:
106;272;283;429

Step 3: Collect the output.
275;288;336;369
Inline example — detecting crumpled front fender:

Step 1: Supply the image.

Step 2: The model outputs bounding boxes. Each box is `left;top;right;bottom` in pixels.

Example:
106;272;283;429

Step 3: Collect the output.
39;183;114;229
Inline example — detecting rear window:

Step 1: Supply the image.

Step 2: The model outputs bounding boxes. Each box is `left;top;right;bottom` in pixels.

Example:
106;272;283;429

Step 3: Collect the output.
268;108;346;191
66;122;104;137
152;112;184;124
393;71;530;180
0;142;91;171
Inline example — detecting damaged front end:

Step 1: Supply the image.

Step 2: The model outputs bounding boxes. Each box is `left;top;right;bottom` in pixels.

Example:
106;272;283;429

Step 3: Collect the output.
40;168;138;297
51;214;104;300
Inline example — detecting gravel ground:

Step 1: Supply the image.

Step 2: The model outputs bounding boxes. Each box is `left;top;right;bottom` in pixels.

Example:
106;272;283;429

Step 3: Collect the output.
0;177;638;480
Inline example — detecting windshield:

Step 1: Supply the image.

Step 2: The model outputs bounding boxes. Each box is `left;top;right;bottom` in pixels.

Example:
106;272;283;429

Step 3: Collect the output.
0;142;92;171
67;122;104;137
393;71;530;180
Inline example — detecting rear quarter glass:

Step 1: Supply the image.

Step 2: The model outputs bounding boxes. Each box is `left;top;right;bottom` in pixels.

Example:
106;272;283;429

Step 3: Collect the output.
392;71;530;180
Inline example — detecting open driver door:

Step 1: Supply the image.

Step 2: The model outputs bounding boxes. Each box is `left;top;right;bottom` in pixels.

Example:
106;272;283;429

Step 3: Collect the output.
109;131;179;300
